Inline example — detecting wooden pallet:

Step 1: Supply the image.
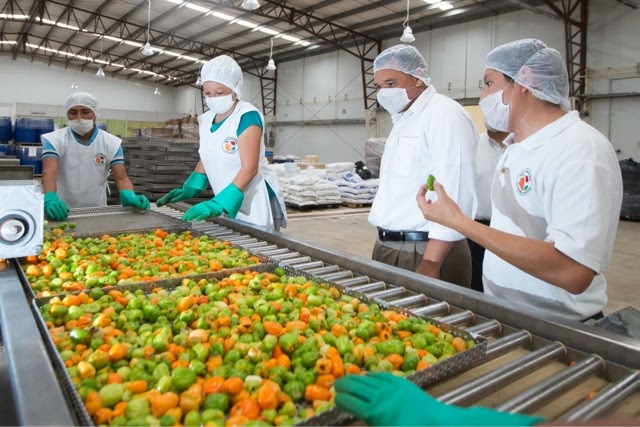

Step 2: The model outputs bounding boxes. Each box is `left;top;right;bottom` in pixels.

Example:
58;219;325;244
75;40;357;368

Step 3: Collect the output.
343;202;372;209
285;202;341;211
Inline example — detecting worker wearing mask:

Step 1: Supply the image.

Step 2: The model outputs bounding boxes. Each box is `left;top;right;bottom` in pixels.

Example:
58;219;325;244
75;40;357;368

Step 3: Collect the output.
417;39;623;322
369;45;478;287
156;55;286;231
41;92;149;220
469;125;509;292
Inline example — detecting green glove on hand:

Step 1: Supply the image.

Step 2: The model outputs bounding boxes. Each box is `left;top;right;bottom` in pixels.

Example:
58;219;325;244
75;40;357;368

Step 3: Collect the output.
211;183;244;219
156;172;208;207
335;373;544;427
44;192;69;221
182;200;224;222
119;189;150;210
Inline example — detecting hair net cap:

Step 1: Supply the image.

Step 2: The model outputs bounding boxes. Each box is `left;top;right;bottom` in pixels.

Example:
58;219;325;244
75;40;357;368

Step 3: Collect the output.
201;55;244;99
374;44;431;86
65;92;99;117
485;38;570;111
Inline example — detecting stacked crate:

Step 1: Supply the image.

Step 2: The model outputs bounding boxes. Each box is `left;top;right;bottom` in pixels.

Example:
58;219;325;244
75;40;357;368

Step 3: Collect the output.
119;138;213;204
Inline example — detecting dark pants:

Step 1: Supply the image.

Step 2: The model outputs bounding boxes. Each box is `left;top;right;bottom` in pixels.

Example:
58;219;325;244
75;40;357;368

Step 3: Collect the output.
468;219;490;293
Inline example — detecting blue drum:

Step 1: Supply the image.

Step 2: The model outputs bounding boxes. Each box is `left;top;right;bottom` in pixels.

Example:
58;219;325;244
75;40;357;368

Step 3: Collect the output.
15;144;43;175
0;117;11;142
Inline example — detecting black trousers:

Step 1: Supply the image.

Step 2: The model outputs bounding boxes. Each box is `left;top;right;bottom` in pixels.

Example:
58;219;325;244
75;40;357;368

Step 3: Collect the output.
468;219;490;293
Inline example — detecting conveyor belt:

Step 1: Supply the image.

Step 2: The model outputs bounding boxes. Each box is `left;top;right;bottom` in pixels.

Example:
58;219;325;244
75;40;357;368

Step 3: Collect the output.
154;204;640;421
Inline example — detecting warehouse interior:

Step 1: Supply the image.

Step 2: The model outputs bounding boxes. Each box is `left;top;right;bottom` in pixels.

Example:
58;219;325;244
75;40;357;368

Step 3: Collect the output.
1;0;640;425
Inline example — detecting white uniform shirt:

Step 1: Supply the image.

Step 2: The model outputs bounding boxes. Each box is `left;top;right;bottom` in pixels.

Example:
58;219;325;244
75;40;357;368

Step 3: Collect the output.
369;85;478;241
483;111;623;321
41;127;123;208
475;132;506;221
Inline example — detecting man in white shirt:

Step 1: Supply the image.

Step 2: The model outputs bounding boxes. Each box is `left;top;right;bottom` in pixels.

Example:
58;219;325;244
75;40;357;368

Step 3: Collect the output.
469;127;508;292
369;45;478;287
417;39;622;322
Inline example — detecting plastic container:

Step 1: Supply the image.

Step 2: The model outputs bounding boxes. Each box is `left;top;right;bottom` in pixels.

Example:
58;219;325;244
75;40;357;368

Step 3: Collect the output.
0;143;14;155
15;118;54;143
0;117;11;142
15;144;43;175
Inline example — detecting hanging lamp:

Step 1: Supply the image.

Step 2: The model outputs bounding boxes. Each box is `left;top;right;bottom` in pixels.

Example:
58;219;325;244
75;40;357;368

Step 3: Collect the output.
241;0;260;10
266;38;276;71
141;0;155;56
400;0;415;43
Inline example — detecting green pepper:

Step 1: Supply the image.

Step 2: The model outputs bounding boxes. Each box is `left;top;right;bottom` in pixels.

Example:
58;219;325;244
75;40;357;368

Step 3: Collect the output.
202;409;225;424
278;332;299;355
191;343;208;362
280;401;296;418
152;335;168;353
283;380;305;401
261;409;278;423
126;416;149;427
376;339;405;357
210;341;225;357
438;331;455;344
268;366;287;386
179;310;195;325
300;350;319;369
203;393;230;412
67;305;85;321
184;410;201;427
355;320;376;341
295;369;316;386
99;383;125;408
88;349;110;370
408;334;428;350
171;367;196;391
322;333;337;347
402;352;420;371
306;295;322;307
70;328;90;345
212;365;232;379
427;174;436;191
336;335;354;356
155;375;172;393
111;416;127;426
159;415;175;427
126;398;150;418
142;304;161;322
224;349;241;364
274;267;285;277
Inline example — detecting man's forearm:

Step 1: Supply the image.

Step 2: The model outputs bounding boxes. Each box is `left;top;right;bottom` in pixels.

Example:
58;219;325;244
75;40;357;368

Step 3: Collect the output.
417;239;455;278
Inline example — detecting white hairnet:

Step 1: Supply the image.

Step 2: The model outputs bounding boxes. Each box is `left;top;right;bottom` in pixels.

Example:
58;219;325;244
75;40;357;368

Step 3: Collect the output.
65;92;99;117
485;39;570;111
374;44;431;86
201;55;243;99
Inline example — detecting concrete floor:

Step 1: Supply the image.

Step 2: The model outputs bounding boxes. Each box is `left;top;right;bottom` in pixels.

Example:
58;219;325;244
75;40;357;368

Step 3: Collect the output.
281;207;640;316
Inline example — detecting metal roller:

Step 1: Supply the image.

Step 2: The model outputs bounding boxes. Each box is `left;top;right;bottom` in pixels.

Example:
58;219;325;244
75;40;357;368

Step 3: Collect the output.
280;256;312;265
247;245;279;252
292;261;324;269
464;320;502;337
391;294;428;308
319;271;353;281
496;354;606;414
439;342;566;406
412;301;450;318
334;276;370;287
350;282;386;293
559;372;640;421
259;248;291;256
269;252;302;261
240;242;269;249
367;287;407;300
439;310;475;326
305;265;340;275
484;330;532;359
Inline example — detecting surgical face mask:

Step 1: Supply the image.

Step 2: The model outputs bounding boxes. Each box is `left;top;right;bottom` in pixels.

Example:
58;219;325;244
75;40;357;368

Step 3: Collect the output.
479;87;511;132
206;94;235;114
68;119;95;135
376;88;411;115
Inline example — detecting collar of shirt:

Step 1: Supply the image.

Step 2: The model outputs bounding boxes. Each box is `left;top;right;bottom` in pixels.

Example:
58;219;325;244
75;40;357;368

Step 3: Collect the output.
392;85;437;123
70;125;100;146
486;135;507;152
505;111;580;151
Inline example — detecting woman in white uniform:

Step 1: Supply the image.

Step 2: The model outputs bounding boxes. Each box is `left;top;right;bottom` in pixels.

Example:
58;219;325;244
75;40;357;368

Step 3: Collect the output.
416;39;623;322
41;92;150;220
156;55;286;231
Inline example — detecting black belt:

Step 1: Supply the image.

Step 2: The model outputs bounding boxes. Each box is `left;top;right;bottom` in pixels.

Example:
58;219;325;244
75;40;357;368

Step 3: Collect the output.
377;228;429;242
475;219;491;226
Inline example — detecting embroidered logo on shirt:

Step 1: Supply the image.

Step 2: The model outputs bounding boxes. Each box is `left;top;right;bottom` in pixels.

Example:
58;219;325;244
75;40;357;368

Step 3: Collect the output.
222;137;238;154
93;153;106;166
516;169;532;195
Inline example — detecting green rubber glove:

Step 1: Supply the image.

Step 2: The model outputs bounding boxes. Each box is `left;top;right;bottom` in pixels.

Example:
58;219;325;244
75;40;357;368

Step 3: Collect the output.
119;189;150;210
156;172;208;207
182;200;224;222
335;373;544;427
44;192;69;221
212;183;244;219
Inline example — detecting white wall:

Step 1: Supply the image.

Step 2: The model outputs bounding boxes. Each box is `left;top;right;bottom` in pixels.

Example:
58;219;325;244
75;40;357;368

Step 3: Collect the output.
0;56;186;121
584;0;640;159
273;7;567;162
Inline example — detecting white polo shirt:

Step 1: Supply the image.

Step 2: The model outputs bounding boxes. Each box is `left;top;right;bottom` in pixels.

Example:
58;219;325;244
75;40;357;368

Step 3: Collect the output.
369;85;478;242
483;111;623;321
476;132;506;221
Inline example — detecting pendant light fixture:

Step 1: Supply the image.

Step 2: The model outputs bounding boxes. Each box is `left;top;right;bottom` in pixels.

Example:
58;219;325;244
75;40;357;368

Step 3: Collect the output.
96;37;106;78
266;38;276;72
400;0;415;43
195;64;202;86
241;0;260;10
71;82;79;89
141;0;154;56
154;82;161;95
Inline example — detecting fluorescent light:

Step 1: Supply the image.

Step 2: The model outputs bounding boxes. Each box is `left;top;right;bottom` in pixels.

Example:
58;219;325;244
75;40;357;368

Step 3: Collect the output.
300;41;311;47
0;14;29;19
211;11;235;21
308;45;319;50
124;40;143;47
235;19;258;28
162;50;183;57
141;70;157;75
104;35;123;42
438;2;453;10
57;22;80;30
166;0;183;3
0;40;17;44
185;3;209;12
257;27;280;36
423;0;441;4
181;55;199;62
59;51;76;57
280;34;301;42
96;59;110;65
76;55;93;61
41;18;56;25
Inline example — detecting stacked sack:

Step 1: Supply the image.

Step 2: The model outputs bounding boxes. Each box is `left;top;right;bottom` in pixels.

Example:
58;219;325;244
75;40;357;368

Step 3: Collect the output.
337;171;379;205
279;173;342;207
326;162;355;181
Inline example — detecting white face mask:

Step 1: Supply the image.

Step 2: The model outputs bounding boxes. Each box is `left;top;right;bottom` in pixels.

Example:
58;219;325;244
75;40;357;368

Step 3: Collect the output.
376;88;411;115
68;119;95;135
479;88;511;132
206;94;235;114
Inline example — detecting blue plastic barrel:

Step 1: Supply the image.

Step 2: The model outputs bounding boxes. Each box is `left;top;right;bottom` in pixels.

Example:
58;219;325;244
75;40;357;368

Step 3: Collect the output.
0;143;14;155
97;122;107;131
0;117;11;142
15;144;43;175
15;117;54;143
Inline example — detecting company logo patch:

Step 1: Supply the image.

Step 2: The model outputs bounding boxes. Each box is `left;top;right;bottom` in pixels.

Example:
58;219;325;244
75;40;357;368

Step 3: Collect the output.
94;153;106;166
517;168;532;195
222;137;238;154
